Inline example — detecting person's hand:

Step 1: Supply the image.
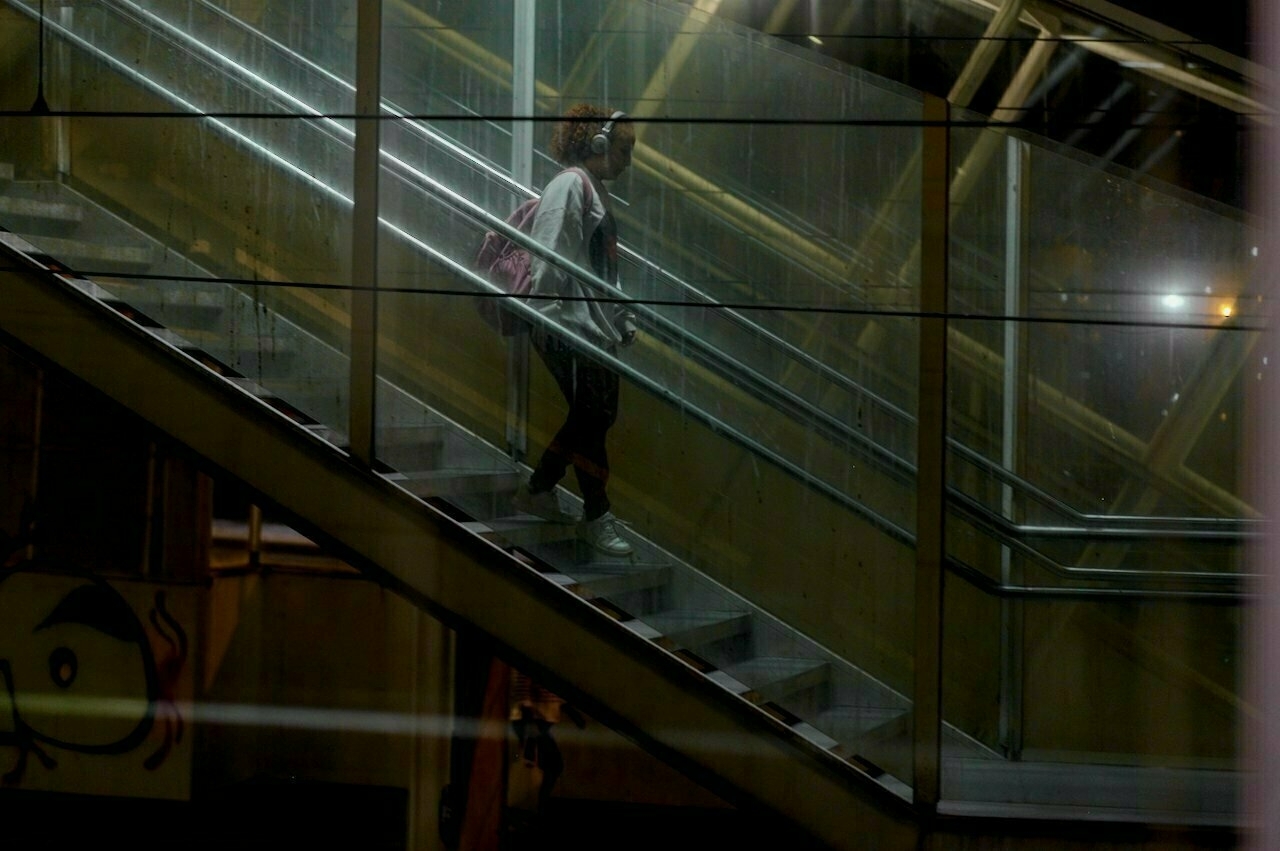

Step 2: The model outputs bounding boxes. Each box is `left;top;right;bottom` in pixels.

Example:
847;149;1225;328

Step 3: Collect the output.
617;310;639;346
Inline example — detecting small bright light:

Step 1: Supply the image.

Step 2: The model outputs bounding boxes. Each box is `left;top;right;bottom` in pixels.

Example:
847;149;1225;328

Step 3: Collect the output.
1252;246;1259;257
1162;294;1186;309
1221;305;1233;318
808;35;823;45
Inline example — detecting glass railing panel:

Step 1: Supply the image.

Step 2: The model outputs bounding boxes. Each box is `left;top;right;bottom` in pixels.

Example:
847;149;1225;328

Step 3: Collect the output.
199;0;361;81
129;0;356;117
372;281;922;797
0;0;356;440
367;104;924;539
195;0;517;170
941;584;1243;820
530;1;925;407
109;0;929;477
1017;143;1258;520
0;0;926;652
378;0;516;168
944;105;1261;519
534;0;922;297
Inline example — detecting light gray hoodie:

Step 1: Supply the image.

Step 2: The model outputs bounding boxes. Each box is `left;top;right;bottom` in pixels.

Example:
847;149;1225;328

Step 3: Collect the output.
527;167;623;348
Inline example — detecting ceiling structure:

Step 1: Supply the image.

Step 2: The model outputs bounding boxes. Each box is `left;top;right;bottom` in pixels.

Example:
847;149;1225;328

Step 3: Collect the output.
711;0;1260;209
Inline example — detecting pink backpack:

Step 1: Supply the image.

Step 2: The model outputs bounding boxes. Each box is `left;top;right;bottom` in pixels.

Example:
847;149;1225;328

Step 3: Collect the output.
474;168;594;335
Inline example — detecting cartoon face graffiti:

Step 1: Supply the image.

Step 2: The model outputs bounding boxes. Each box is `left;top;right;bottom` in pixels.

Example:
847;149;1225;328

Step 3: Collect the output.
0;567;186;785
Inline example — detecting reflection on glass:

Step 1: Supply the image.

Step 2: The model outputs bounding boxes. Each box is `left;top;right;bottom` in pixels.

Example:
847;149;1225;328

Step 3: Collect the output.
0;0;1254;826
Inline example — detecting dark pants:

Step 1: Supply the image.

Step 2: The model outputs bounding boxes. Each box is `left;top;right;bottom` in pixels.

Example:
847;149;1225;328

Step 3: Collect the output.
528;333;619;521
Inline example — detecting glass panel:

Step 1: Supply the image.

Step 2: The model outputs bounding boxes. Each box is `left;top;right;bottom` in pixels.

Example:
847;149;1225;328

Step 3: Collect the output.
1020;141;1257;520
943;107;1249;816
0;0;356;441
941;585;1243;821
371;1;925;794
4;0;1254;828
373;131;922;794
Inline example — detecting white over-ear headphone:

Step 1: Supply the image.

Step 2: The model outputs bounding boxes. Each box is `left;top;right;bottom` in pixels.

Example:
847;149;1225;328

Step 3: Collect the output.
590;111;627;155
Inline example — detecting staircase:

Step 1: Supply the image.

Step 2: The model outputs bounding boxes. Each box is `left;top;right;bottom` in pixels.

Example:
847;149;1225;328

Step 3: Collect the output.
0;156;1241;840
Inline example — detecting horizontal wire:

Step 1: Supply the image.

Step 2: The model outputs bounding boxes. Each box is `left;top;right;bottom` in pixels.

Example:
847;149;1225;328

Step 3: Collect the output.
0;109;1261;129
17;265;1264;333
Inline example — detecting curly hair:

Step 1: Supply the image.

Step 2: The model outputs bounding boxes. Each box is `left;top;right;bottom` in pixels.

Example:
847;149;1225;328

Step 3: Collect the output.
548;103;632;165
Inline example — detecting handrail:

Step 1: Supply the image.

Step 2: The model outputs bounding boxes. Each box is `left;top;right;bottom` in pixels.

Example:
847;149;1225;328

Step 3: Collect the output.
8;0;1256;599
948;490;1253;588
947;440;1265;538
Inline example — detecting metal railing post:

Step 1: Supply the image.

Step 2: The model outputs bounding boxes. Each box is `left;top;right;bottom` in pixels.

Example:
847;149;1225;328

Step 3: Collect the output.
914;92;950;813
349;0;382;467
999;134;1030;760
506;0;536;461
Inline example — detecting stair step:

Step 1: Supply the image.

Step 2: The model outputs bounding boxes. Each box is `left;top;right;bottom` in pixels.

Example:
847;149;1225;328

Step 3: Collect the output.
394;468;522;498
712;657;830;705
302;423;347;448
545;562;672;599
94;278;228;329
217;377;327;427
21;234;155;274
467;516;578;548
524;528;654;564
0;195;85;233
201;333;300;362
633;609;752;650
145;329;299;369
375;423;450;472
816;705;912;777
816;706;909;747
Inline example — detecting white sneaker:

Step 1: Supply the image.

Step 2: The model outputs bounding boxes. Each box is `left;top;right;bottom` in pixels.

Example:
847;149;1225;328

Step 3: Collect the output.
578;512;633;556
513;482;579;524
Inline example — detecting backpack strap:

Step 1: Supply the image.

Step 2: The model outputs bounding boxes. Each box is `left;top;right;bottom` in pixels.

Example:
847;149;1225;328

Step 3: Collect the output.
564;166;595;214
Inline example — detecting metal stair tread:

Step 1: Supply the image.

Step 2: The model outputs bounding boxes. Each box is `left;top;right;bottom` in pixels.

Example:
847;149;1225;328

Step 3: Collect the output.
95;282;228;323
816;705;909;741
394;468;522;498
635;609;752;649
469;516;578;548
20;234;155;272
526;530;655;563
0;195;86;229
545;563;672;598
719;656;830;693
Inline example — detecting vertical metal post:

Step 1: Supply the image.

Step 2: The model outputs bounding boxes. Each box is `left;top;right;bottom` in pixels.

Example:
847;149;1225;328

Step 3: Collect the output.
999;134;1028;760
506;0;536;461
349;0;382;467
913;93;950;813
511;2;536;187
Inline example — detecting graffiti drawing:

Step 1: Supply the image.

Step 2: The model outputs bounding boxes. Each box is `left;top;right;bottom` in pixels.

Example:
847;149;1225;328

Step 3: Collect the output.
0;515;188;787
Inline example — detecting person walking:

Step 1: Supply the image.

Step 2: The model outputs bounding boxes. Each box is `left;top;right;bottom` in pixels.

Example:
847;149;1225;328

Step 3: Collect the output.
513;103;638;557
